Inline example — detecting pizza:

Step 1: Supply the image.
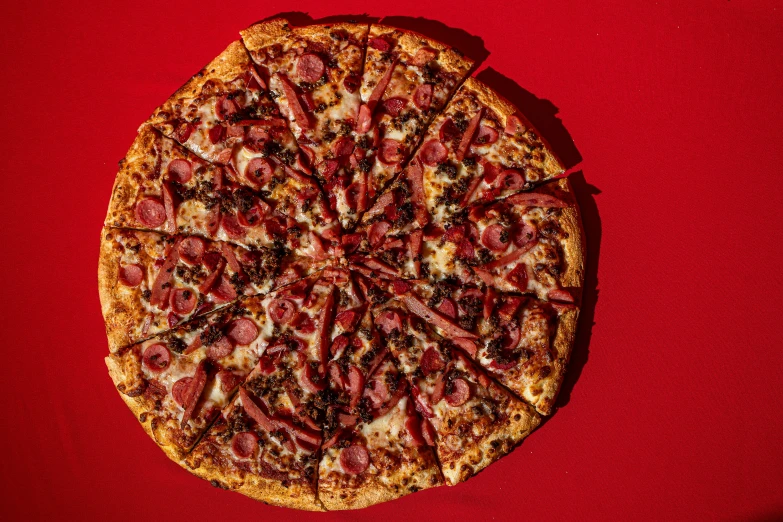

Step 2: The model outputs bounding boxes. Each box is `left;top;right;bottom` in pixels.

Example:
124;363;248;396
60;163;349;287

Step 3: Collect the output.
100;17;585;511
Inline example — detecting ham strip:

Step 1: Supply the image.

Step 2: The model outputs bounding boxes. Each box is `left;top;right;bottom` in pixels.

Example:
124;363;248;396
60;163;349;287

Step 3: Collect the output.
150;237;183;309
400;294;479;340
456;109;483;161
276;74;311;130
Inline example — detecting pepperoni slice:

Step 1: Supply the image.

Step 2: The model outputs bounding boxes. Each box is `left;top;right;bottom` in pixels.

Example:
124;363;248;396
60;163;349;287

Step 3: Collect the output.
277;74;311;130
375;310;403;335
382;97;406;117
496;169;526;192
413;84;433;111
482;224;510;252
436;298;457;319
411;47;437;66
504;113;526;135
445;378;471;406
142;343;170;372
334;310;360;332
513;223;537;247
505;264;529;292
340;445;370;475
178;237;205;265
369;37;391;51
296;53;325;83
134;198;166;227
502;323;521;349
343;73;360;93
167;159;193;183
118;264;143;287
170;288;196;315
206;336;234;360
419;139;447;166
239;388;276;432
420;346;445;376
231;432;258;458
474;124;499;145
172;377;192;406
215;96;237;121
378;139;403;164
244;157;273;188
227;318;259;346
452;338;478;357
456;109;483;161
269;298;297;324
221;214;246;239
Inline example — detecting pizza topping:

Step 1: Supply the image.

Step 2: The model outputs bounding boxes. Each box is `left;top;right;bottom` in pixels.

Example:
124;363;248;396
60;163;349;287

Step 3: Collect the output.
456;110;483;161
452;338;477;357
368;220;391;248
347;365;365;409
356;103;372;134
226;318;259;345
413;84;433;111
400;294;478;340
506;192;568;208
215;96;238;121
481;224;509;252
210;275;238;303
277;74;311;130
150;238;182;308
420;346;445;376
171;377;192;406
444;377;471;406
405;415;427;446
316;286;336;366
496;169;525;191
419;139;448;166
296;53;325;83
269;298;297;324
135;198;166;227
411;47;438;66
334;310;360;332
181;361;207;428
142;343;170;372
504;113;526;135
118;264;143;287
505;264;529;292
382;97;406;117
547;289;575;303
378;139;403;164
340;445;370;475
367;59;398;112
331;136;355;158
231;432;258;458
170;288;196;315
474;124;499;145
436;298;457;319
244;158;274;188
375;310;403;335
166;159;193;183
218;370;241;393
239;388;276;432
369;37;391;51
178;237;204;265
207;335;234;360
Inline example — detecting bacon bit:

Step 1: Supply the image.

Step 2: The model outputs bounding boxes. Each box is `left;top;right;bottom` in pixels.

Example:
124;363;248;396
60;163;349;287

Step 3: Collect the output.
456;109;483;161
400;294;479;340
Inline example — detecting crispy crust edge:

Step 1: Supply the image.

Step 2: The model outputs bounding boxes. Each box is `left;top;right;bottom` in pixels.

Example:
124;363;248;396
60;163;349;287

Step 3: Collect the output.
439;396;541;486
146;41;252;126
98;228;143;352
535;306;579;415
105;355;190;463
319;449;444;510
461;77;565;177
557;177;586;295
370;24;474;77
104;125;159;229
241;18;369;54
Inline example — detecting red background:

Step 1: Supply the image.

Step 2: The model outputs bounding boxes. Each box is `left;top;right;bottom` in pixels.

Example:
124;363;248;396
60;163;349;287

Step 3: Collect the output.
2;1;782;520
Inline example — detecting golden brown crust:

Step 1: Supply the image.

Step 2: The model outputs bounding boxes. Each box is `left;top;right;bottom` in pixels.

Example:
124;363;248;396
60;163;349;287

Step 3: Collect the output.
534;307;579;415
98;228;145;352
146;40;252;126
319;471;440;511
105;355;190;463
440;399;540;486
104;126;158;229
239;18;292;53
370;24;474;77
556;177;586;294
461;77;565;178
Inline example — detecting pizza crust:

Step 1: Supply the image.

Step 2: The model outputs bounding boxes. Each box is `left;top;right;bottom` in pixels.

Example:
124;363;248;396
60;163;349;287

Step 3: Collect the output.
104;125;157;229
534;306;579;415
146;40;253;127
239;18;292;54
460;77;565;179
439;398;540;486
98;228;147;352
370;24;474;77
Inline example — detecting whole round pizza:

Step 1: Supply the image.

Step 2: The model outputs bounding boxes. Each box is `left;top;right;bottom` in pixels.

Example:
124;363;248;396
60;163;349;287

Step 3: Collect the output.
99;17;585;511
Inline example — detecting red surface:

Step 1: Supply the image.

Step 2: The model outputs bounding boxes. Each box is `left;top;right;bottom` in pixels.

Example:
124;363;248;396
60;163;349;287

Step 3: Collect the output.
2;1;782;520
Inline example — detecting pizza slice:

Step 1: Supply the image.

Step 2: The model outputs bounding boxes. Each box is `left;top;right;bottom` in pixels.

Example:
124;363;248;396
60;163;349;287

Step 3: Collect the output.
356;178;584;303
374;301;540;485
360;77;566;233
241;20;370;230
98;227;312;351
184;274;340;510
105;302;263;462
144;40;338;247
390;280;579;415
321;24;473;229
318;358;443;509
